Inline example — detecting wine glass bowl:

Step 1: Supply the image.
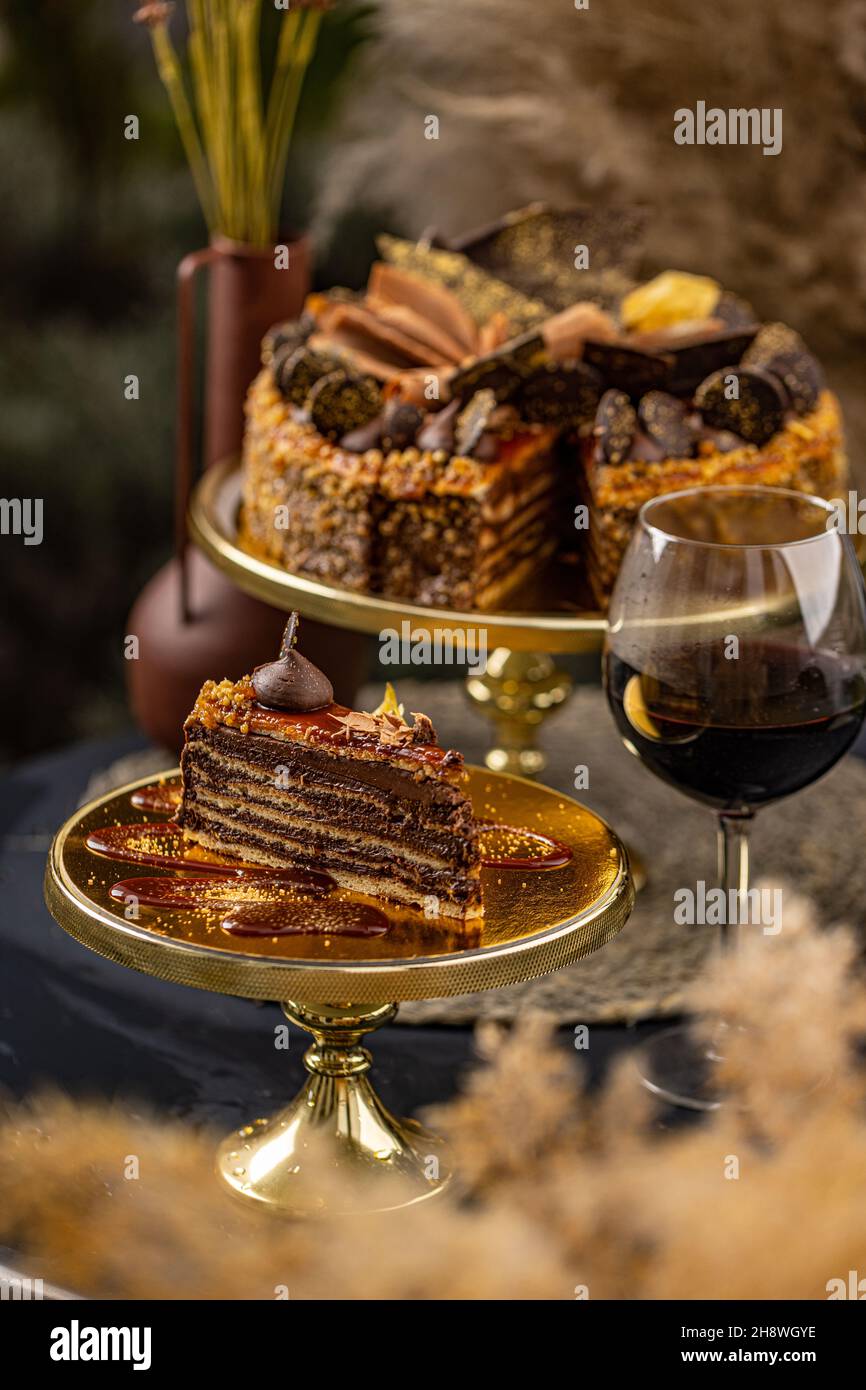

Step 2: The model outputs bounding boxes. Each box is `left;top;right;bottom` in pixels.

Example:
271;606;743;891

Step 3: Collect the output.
604;485;866;1107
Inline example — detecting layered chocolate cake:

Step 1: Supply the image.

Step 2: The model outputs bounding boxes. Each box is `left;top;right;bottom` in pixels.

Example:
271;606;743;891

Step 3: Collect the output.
176;615;482;919
239;205;846;609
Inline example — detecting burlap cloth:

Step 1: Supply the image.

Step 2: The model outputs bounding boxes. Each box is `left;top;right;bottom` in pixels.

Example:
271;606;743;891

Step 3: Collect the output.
87;681;866;1025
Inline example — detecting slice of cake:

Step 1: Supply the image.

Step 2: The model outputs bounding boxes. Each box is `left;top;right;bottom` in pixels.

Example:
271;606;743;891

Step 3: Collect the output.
176;615;482;920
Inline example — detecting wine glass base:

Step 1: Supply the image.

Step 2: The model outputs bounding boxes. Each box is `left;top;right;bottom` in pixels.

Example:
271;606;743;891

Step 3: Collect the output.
633;1024;726;1112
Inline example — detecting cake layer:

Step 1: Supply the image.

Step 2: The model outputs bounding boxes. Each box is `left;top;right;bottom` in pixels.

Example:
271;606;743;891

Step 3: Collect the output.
181;799;480;910
180;821;481;917
183;721;469;816
181;740;477;864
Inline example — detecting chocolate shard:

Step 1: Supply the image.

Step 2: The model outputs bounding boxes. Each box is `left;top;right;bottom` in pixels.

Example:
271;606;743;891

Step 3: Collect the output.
582;339;673;397
308;370;383;441
630;325;758;395
694;366;786;447
594;389;637;465
448;329;547;403
455;389;498;457
449;202;649;312
252;613;334;713
275;345;343;405
638;390;699;458
742;323;823;415
416;398;461;455
381;400;424;451
514;360;602;429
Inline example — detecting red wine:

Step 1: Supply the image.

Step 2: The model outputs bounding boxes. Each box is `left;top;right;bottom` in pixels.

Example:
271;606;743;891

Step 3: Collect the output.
605;643;866;811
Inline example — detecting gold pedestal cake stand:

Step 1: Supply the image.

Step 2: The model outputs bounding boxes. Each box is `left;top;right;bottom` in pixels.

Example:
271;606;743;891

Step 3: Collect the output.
189;458;606;777
44;768;633;1217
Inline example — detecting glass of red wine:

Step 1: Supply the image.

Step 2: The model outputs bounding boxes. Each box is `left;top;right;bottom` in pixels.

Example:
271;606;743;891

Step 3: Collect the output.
604;485;866;1109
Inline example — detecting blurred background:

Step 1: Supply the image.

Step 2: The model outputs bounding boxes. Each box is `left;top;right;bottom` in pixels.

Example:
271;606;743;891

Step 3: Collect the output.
1;0;865;764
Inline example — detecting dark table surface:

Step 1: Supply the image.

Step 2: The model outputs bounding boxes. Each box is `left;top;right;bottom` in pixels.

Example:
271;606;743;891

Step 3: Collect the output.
5;728;822;1131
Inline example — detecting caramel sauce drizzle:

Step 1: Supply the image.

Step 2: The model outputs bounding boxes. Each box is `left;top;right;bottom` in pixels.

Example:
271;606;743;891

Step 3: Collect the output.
477;821;573;869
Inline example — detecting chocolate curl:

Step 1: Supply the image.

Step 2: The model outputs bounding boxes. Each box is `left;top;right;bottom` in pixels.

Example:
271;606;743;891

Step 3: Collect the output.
307;331;402;382
318;302;451;368
366;298;470;365
541;301;617;362
368;262;479;357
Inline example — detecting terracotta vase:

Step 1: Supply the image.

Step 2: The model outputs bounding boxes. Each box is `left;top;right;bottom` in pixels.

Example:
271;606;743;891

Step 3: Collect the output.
127;235;367;753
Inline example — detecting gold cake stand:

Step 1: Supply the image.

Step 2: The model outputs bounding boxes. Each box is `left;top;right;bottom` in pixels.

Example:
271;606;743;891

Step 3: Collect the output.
189;457;606;776
44;768;633;1217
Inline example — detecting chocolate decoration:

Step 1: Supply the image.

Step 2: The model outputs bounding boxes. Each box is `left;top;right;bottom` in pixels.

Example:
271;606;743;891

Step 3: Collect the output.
594;389;637;465
367;261;478;359
455;389;497;457
627;428;667;464
340;413;384;453
449;357;523;405
742;324;823;415
700;425;748;454
714;291;758;330
667;328;758;395
274;345;343;405
450;203;648;312
638;391;699;458
694;366;786;447
448;330;547;403
262;315;313;366
742;322;803;362
763;351;823;415
252;612;334;713
629;326;758;396
381;400;424;451
416;398;461;454
377;233;550;334
514;360;602;429
308;370;382;441
582;339;673;397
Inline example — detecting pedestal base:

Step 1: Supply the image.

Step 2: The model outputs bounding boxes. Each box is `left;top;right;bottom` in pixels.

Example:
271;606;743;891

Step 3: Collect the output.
465;648;573;776
216;1002;450;1216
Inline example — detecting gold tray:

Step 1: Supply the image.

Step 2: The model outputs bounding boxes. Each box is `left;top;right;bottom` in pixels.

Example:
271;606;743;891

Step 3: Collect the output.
188;456;607;654
44;767;633;1215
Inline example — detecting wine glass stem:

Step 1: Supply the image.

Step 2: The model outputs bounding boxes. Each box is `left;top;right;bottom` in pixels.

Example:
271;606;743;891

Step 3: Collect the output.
716;812;753;956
